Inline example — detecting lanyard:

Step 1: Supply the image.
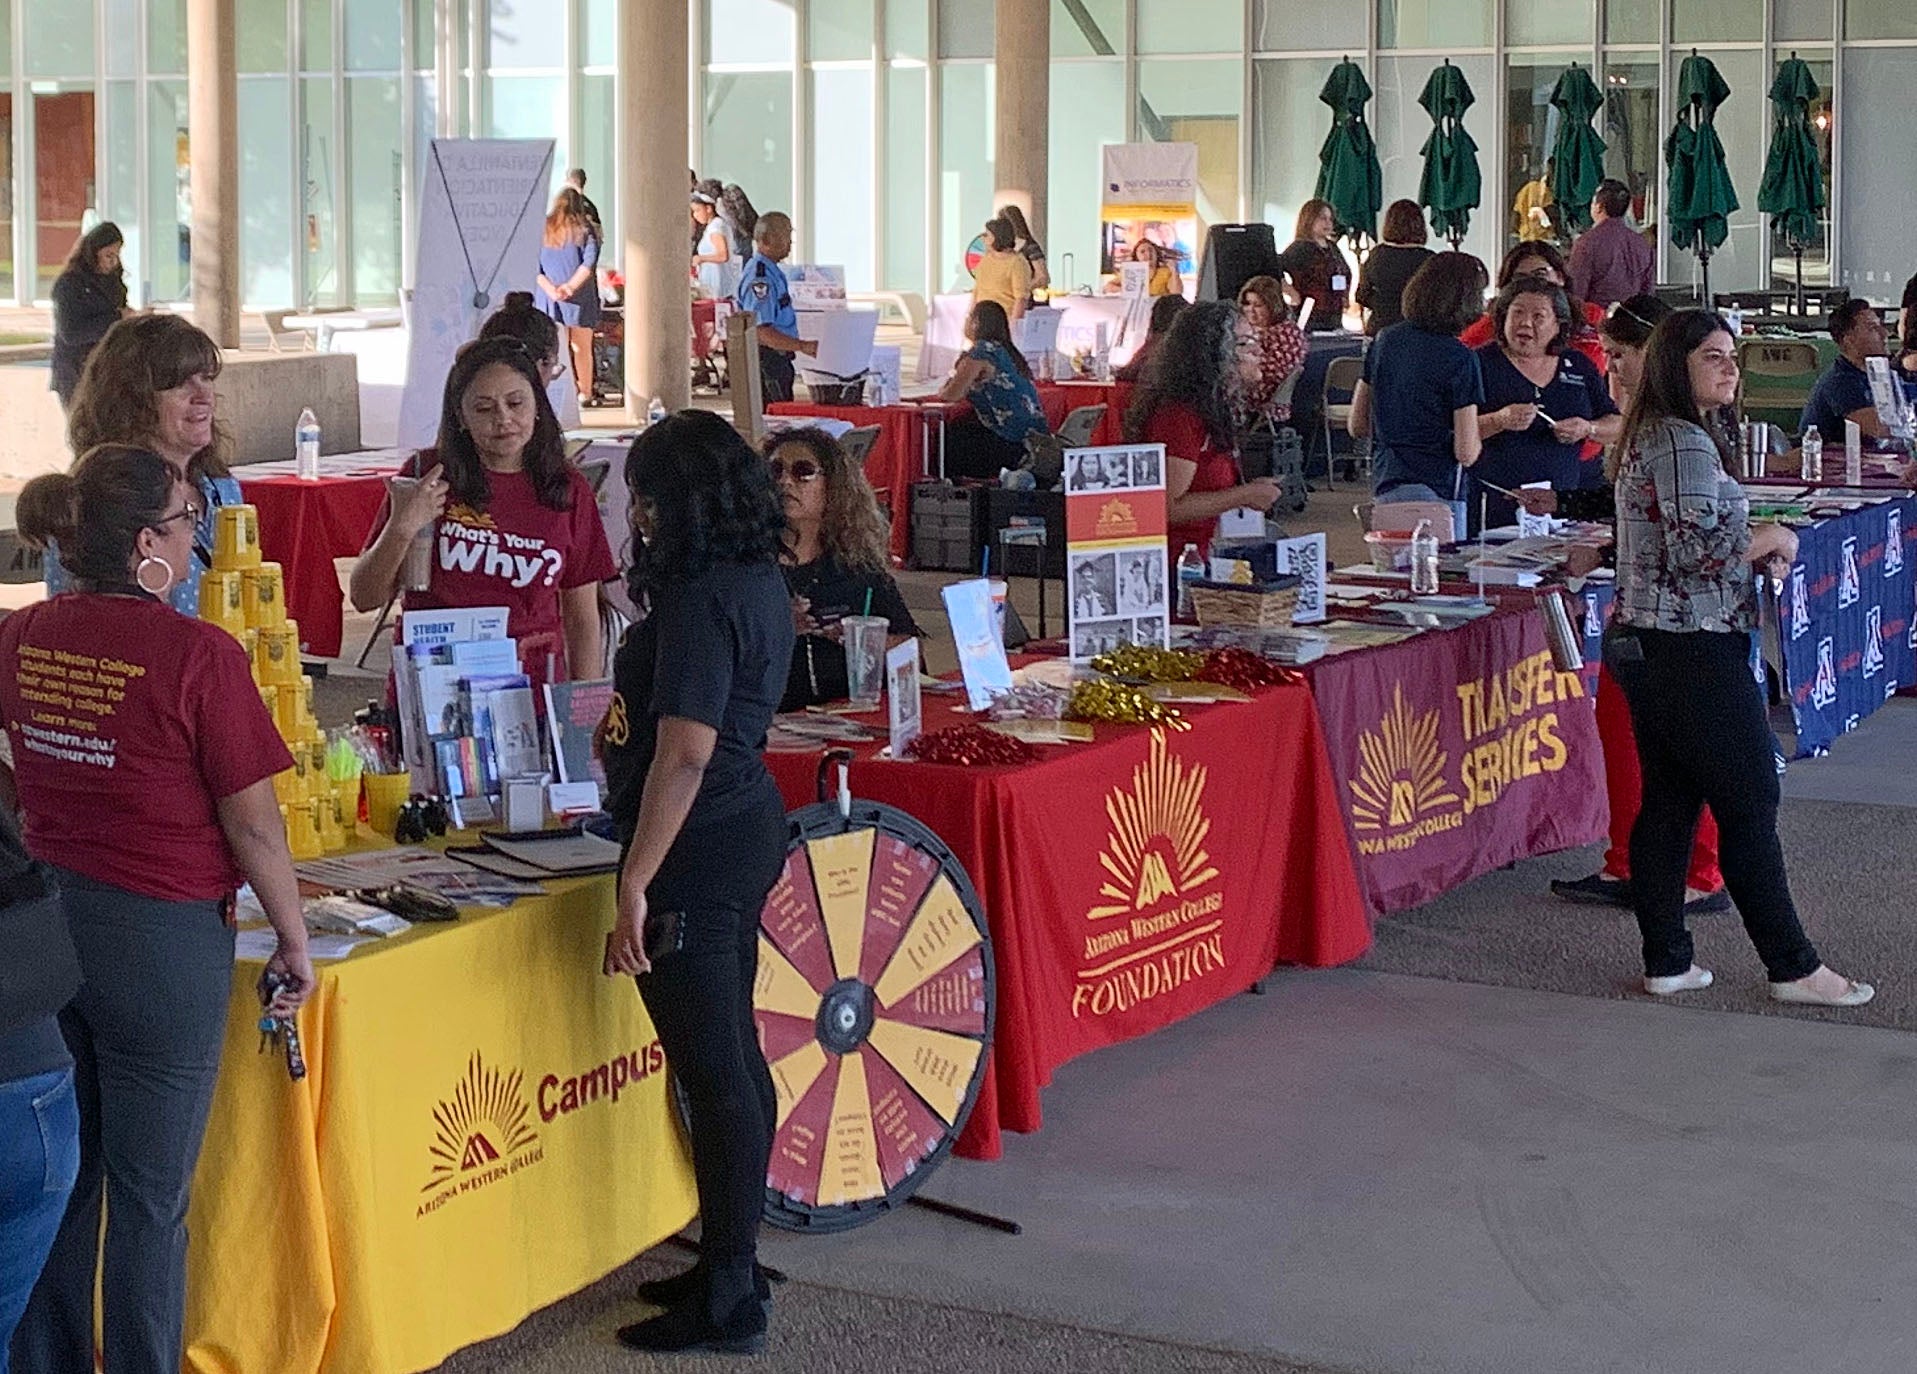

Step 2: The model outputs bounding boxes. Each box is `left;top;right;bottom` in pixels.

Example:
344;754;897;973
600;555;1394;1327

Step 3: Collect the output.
430;144;549;311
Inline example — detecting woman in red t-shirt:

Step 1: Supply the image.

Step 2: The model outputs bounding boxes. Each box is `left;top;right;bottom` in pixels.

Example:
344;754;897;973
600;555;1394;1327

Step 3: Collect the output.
1460;241;1608;375
350;337;617;688
2;445;312;1374
1122;299;1281;562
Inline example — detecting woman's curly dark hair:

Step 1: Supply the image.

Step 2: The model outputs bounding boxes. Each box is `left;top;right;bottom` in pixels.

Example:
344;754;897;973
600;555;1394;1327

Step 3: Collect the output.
625;410;785;600
764;427;890;574
1123;299;1243;451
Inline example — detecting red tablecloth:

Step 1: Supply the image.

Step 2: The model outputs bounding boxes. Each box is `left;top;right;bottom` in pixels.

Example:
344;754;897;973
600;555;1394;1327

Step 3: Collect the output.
1303;605;1608;915
768;681;1369;1160
238;466;398;658
768;402;947;563
1034;381;1131;447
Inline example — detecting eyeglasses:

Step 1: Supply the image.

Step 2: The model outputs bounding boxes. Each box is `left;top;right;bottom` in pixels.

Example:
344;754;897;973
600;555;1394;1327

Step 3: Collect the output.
770;457;822;483
150;501;203;531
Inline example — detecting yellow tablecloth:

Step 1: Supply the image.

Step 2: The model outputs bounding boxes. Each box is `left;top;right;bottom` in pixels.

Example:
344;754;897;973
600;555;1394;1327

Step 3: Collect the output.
183;868;698;1374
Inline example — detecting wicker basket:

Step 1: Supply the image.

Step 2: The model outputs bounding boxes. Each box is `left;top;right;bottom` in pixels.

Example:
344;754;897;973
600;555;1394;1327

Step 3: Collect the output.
1190;576;1298;630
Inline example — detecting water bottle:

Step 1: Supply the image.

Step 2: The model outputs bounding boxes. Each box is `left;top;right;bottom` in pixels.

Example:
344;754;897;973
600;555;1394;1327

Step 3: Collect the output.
295;407;321;481
1175;543;1204;622
646;396;667;427
1410;519;1440;595
1800;425;1821;482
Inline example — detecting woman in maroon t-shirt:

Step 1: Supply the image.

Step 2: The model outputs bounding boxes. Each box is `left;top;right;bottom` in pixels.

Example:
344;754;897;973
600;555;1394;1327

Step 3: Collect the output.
1122;300;1281;563
350;338;616;688
2;445;312;1373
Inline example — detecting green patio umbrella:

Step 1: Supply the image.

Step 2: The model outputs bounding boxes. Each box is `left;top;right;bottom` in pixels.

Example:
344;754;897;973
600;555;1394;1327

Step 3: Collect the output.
1665;51;1739;303
1757;53;1826;316
1315;59;1383;244
1417;60;1481;248
1547;63;1607;236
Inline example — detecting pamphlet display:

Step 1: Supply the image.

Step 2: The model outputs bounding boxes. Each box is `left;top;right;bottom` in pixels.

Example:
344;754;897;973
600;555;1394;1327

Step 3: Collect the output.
887;639;924;758
1063;444;1171;661
941;580;1014;711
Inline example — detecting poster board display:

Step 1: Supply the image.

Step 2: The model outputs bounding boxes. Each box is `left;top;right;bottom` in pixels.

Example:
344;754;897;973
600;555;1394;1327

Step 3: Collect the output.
1064;444;1170;660
1099;143;1200;290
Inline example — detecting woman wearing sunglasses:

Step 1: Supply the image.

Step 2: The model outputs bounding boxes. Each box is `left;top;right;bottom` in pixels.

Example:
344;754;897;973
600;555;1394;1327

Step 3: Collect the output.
4;445;313;1374
766;427;919;710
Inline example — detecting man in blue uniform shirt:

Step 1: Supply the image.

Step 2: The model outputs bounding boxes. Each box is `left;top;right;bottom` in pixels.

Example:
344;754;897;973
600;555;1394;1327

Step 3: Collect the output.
735;211;817;404
1800;297;1892;444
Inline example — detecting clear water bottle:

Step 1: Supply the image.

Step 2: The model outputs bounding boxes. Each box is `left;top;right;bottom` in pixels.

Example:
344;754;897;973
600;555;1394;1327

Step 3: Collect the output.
1410;519;1440;595
646;396;667;427
1800;425;1822;482
295;407;321;481
1175;542;1204;622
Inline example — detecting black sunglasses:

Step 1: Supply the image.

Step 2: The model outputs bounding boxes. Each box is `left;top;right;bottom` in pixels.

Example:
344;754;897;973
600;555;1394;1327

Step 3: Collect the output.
770;457;822;483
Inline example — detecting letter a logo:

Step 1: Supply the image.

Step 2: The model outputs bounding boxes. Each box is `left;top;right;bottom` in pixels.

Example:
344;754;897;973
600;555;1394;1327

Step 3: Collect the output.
1789;566;1809;641
1134;850;1177;908
1864;606;1885;678
1888;511;1905;577
1839;536;1861;609
1811;637;1838;709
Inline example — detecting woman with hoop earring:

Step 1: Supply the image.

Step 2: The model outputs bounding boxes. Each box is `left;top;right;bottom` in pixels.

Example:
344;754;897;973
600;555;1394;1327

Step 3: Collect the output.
5;445;314;1373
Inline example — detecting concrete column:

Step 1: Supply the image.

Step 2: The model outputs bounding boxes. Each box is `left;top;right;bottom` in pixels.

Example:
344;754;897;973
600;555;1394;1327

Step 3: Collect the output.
186;0;240;347
994;0;1050;245
617;0;691;415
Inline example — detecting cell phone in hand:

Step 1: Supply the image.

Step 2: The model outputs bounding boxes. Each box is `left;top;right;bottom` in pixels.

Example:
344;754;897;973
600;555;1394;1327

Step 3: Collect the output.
644;909;684;963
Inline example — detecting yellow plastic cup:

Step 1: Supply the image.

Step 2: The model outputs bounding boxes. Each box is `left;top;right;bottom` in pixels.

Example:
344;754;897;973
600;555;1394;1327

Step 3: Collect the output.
286;797;323;861
362;772;411;838
198;570;246;637
317;789;347;852
212;504;262;571
274;684;312;738
242;563;286;629
254;623;301;686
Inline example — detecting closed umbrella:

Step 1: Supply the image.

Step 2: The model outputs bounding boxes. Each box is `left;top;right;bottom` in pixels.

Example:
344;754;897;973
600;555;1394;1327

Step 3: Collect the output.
1665;51;1739;304
1315;59;1383;245
1547;64;1608;236
1417;60;1481;248
1757;53;1825;316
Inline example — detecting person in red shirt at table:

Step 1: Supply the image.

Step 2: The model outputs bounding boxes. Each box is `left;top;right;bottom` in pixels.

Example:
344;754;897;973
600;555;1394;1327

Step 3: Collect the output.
350;337;616;688
1122;299;1280;563
3;445;313;1374
1461;241;1608;374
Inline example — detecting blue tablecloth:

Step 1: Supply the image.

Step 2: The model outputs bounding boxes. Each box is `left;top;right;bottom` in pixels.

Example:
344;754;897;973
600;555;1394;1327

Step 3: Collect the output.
1776;496;1917;756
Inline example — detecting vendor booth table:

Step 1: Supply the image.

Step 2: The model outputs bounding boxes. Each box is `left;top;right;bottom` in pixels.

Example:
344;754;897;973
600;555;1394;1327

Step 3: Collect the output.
767;679;1370;1161
1303;604;1609;916
184;869;697;1374
1035;380;1131;446
916;294;1152;383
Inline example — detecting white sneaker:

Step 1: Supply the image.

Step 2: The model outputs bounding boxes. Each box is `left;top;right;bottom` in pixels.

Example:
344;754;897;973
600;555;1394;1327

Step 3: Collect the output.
1644;965;1713;996
1770;975;1875;1008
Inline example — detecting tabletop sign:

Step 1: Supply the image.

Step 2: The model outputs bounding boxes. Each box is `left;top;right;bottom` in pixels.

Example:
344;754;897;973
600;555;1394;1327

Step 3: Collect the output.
1063;444;1170;662
1865;356;1914;440
887;638;924;759
941;580;1014;712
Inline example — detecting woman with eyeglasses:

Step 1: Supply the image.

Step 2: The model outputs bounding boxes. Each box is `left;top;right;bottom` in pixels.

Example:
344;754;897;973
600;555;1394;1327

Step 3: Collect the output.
350;337;617;692
4;445;313;1374
46;315;240;620
1605;309;1871;1007
767;427;919;710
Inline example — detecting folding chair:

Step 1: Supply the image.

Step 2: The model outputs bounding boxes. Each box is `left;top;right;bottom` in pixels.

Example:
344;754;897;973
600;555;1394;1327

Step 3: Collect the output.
1321;354;1367;492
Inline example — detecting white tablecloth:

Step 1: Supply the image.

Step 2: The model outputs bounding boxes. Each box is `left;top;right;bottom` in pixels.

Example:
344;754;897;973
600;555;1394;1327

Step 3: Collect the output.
915;293;1155;382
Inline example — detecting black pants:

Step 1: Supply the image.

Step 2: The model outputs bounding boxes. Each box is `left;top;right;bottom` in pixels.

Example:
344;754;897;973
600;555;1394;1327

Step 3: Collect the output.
1604;626;1820;982
12;873;233;1374
634;795;786;1322
943;417;1028;482
759;350;796;405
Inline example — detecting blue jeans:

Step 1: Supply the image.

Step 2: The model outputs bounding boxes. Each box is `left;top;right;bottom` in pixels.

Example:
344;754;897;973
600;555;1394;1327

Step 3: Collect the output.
0;1068;79;1374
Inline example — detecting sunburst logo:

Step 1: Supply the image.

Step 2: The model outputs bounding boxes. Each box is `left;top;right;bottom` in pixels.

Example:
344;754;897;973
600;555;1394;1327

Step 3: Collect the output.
423;1053;540;1193
1089;730;1219;920
443;502;498;530
1349;685;1459;832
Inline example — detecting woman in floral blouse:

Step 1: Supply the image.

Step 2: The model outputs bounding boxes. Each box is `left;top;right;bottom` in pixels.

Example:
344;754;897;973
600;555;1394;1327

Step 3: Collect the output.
1235;275;1307;431
1605;309;1871;1007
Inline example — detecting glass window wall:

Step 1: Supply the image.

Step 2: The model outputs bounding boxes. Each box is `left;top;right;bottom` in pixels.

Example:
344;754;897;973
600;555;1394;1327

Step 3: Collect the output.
1380;0;1492;51
810;64;875;286
1601;57;1662;264
1839;47;1917;293
1373;55;1495;267
1252;57;1338;245
1054;0;1122;58
1138;0;1242;56
142;82;185;302
1047;59;1125;292
240;76;295;305
937;62;993;291
1138;58;1241;227
881;63;928;290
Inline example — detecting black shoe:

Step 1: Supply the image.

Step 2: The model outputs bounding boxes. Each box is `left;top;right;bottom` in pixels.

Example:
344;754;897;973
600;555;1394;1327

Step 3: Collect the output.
615;1298;767;1355
1550;873;1633;907
1684;889;1733;916
637;1263;774;1312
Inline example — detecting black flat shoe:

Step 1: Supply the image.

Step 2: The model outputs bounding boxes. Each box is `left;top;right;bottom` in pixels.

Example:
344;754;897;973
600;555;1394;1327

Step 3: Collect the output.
1683;889;1733;916
1550;873;1632;907
615;1298;767;1355
637;1263;774;1313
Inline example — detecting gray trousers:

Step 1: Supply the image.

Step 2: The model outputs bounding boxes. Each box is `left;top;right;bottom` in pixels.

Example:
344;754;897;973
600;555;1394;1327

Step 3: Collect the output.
9;871;233;1374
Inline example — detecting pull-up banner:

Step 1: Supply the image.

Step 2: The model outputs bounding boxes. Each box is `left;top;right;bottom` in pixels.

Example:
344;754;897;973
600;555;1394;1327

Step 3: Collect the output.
399;138;556;449
1099;142;1199;291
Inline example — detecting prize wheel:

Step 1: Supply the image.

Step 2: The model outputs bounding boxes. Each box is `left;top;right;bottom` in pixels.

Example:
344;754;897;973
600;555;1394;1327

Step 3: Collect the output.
754;759;994;1232
963;233;987;279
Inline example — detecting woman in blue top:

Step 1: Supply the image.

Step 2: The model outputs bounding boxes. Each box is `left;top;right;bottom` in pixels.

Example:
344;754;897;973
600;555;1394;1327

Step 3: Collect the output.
1472;278;1622;528
42;315;240;618
535;188;603;409
1349;252;1487;529
936;300;1054;481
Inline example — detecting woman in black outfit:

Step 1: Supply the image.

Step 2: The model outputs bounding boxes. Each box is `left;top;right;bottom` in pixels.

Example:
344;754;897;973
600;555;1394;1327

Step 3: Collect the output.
1276;198;1353;332
1356;200;1434;336
769;427;920;709
49;223;132;409
601;411;794;1354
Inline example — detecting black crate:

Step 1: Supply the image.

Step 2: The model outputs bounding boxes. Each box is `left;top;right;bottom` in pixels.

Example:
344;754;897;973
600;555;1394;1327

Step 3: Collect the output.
910;481;985;573
983;488;1066;580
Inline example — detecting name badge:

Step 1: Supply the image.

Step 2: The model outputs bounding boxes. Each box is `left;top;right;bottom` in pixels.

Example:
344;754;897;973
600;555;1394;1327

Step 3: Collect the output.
1330;275;1349;292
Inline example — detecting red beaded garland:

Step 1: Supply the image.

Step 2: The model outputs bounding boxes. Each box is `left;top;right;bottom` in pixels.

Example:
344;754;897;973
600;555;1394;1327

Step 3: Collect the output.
1194;647;1300;692
906;723;1038;766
